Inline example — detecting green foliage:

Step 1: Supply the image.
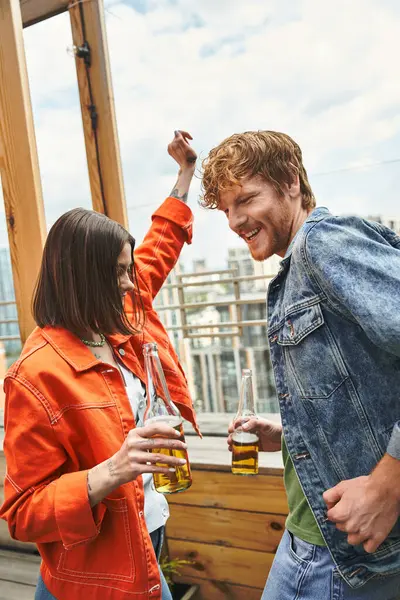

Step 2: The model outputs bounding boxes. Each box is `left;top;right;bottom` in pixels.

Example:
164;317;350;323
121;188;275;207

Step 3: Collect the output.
159;555;195;587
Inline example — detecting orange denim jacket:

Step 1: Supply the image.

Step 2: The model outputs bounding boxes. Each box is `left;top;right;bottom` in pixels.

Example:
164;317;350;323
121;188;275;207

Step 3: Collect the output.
0;198;199;600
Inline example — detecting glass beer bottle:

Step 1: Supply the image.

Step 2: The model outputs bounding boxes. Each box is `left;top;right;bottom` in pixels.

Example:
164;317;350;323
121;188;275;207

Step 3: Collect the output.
231;368;259;475
143;342;192;494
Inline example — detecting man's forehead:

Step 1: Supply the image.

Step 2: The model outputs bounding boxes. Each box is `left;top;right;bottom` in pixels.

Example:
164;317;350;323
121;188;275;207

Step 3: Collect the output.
218;184;241;209
218;176;261;208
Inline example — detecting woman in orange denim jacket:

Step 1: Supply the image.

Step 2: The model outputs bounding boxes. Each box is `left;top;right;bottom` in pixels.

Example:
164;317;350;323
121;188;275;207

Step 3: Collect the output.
0;131;200;600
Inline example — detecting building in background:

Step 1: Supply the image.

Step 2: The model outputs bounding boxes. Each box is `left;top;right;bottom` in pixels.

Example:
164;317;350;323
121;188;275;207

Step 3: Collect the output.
227;247;281;292
367;215;400;234
156;244;280;415
0;248;21;365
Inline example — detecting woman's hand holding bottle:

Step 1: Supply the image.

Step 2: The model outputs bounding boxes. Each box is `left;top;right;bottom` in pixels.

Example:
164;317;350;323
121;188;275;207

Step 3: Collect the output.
87;422;187;507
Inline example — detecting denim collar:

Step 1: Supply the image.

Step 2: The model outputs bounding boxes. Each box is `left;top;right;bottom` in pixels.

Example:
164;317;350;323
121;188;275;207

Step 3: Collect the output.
282;206;330;262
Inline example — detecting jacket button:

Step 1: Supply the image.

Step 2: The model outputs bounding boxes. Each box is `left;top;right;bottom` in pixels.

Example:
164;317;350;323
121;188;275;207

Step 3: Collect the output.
119;348;125;356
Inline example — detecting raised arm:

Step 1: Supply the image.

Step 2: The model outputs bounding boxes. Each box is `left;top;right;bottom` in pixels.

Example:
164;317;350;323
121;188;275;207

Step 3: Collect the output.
134;131;197;300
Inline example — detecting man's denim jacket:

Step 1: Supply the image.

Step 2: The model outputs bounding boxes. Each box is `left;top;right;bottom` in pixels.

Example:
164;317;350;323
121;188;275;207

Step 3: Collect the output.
267;207;400;588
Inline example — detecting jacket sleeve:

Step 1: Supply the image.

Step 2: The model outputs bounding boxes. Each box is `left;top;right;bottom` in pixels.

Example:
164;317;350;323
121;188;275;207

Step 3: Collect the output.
0;377;106;548
304;216;400;459
134;197;193;301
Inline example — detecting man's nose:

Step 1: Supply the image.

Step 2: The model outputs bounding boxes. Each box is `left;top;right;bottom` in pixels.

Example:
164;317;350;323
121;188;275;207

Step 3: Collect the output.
229;210;247;232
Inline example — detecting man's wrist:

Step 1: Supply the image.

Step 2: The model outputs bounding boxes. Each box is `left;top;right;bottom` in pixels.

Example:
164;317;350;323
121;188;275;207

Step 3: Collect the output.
370;453;400;504
387;421;400;460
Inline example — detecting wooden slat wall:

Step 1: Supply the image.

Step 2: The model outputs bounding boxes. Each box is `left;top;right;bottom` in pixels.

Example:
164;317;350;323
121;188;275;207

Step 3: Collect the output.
166;466;287;599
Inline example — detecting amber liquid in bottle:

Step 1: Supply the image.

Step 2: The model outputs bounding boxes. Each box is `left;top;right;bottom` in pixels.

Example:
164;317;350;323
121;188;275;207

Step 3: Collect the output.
231;431;259;475
232;368;259;476
146;415;192;494
143;342;192;494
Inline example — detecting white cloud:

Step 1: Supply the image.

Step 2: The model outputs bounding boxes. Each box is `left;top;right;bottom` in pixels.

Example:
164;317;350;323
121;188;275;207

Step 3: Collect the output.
0;0;399;265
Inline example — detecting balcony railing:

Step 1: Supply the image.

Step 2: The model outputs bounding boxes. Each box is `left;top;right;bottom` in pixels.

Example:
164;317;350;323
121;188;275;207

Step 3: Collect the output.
0;268;274;341
154;267;273;339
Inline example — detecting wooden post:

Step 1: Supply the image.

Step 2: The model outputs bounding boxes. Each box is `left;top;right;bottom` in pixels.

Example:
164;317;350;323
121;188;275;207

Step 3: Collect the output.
0;0;46;343
69;0;128;228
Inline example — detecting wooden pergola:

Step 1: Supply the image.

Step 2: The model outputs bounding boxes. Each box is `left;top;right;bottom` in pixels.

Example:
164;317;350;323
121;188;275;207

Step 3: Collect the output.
0;0;128;342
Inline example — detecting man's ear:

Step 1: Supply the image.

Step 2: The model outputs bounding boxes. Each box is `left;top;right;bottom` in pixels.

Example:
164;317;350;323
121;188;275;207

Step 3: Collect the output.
288;173;300;199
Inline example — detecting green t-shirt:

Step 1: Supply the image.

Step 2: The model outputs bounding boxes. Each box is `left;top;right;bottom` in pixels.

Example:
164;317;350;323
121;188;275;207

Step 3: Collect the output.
282;436;326;546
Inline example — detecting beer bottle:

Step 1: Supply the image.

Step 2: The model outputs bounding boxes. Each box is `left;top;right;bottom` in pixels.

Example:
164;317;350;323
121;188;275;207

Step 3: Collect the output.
231;368;259;475
143;342;192;493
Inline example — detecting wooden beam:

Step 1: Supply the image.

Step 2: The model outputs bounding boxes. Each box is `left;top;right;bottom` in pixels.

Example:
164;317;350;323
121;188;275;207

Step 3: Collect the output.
69;0;128;227
20;0;69;28
0;0;46;343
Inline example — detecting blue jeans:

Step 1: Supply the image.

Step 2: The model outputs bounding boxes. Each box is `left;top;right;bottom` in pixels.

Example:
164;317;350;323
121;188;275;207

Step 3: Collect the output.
35;526;172;600
262;530;400;600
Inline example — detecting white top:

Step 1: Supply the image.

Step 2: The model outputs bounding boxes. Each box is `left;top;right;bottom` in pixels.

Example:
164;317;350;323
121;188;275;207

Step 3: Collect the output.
118;362;169;533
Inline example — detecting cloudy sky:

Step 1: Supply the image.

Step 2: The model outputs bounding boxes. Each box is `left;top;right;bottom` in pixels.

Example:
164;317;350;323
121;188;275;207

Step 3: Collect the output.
1;0;400;270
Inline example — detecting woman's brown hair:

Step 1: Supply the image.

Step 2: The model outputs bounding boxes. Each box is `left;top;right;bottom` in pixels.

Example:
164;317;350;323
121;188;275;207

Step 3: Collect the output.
33;208;145;336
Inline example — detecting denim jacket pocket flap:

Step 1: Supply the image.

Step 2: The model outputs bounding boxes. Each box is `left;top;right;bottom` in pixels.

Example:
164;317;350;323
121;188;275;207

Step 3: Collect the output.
278;303;323;346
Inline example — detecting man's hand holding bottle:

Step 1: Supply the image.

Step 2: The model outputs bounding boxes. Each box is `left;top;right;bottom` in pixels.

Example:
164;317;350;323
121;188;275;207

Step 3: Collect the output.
228;417;282;453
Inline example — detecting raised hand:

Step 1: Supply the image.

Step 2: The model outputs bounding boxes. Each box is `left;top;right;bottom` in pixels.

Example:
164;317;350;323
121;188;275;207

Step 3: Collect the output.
168;130;197;172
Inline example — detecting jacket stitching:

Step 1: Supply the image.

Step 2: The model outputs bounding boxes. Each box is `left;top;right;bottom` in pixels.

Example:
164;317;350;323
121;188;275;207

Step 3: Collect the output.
137;222;167;275
5;473;23;493
283;294;325;318
49;574;149;594
41;329;98;371
7;338;48;377
277;317;323;345
10;374;56;422
58;505;135;581
100;373;129;437
51;402;116;425
182;217;193;230
61;530;101;551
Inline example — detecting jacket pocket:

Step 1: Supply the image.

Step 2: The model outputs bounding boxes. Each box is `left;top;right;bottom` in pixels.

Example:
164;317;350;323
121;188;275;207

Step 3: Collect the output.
58;497;135;582
277;302;348;398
